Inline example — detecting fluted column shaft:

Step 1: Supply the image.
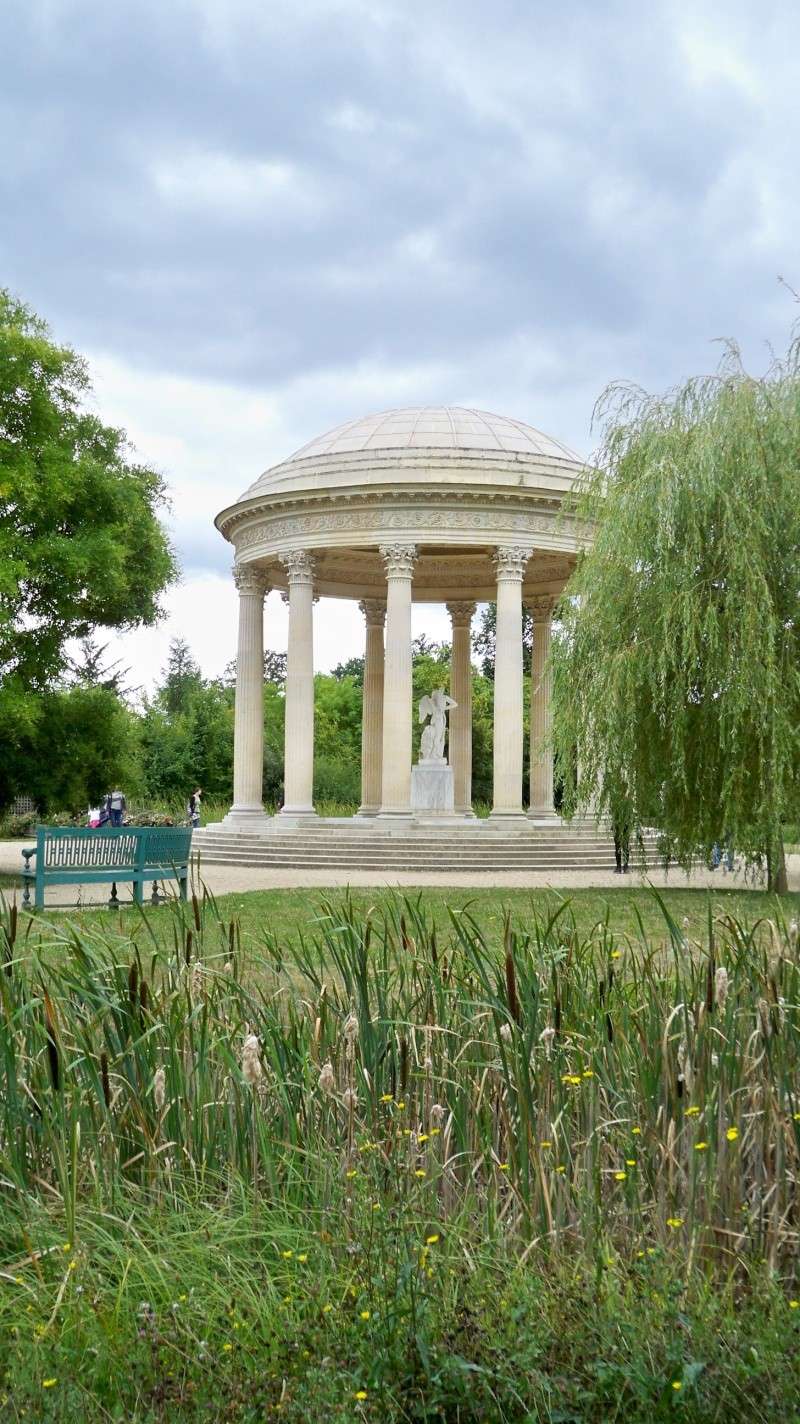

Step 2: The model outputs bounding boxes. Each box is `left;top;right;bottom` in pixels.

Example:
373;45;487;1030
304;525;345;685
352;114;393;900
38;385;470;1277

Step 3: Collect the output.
491;546;531;818
358;599;386;814
280;550;316;817
378;544;417;816
230;565;269;822
527;596;556;818
447;601;475;816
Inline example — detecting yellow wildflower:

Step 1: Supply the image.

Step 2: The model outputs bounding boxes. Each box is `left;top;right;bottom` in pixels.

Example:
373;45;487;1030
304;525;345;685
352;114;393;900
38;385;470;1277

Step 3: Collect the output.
42;1379;57;1389
380;1094;393;1103
426;1234;440;1245
614;1171;627;1181
582;1069;595;1078
611;950;621;960
281;1250;293;1259
685;1106;700;1117
726;1127;739;1142
355;1391;368;1400
396;1101;406;1110
297;1254;308;1263
222;1343;233;1352
672;1381;682;1391
346;1170;357;1179
694;1142;708;1152
539;1140;552;1149
666;1217;684;1229
323;1304;333;1313
631;1127;641;1135
359;1310;370;1320
556;1164;566;1173
414;1169;427;1178
789;1300;799;1310
498;1162;509;1171
626;1159;636;1166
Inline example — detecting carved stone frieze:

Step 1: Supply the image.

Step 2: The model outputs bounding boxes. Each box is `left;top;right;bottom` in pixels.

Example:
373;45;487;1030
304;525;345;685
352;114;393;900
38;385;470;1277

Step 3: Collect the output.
232;564;270;597
233;499;572;553
380;543;418;578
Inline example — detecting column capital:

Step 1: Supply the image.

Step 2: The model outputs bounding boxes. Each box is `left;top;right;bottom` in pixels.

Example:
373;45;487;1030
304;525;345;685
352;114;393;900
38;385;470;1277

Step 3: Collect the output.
280;549;315;586
359;598;387;628
525;594;557;621
446;600;476;628
233;564;270;597
380;543;418;579
493;546;532;582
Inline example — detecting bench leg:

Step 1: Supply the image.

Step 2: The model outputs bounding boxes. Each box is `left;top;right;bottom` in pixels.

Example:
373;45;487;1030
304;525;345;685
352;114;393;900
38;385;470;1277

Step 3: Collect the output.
108;882;119;910
22;880;30;909
133;880;144;907
179;872;188;902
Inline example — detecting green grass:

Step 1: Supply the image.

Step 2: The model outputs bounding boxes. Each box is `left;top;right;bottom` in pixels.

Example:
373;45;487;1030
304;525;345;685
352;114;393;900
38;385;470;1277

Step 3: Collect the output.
9;880;798;959
1;889;800;1419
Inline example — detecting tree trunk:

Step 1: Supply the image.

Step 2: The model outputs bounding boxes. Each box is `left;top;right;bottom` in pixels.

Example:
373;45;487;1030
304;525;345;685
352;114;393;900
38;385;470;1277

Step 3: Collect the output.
767;839;788;894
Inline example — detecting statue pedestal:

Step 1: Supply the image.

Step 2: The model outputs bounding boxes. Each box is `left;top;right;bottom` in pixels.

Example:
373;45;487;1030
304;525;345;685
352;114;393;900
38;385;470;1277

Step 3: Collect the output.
411;759;454;815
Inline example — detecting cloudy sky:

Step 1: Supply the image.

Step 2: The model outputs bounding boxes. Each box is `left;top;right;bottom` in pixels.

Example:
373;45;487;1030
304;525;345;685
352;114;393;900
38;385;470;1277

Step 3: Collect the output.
3;0;798;693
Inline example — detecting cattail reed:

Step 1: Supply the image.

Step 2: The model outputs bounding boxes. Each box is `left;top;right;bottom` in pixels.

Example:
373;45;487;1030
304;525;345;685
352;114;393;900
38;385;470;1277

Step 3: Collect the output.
100;1052;111;1109
505;949;520;1026
43;992;60;1092
128;961;139;1012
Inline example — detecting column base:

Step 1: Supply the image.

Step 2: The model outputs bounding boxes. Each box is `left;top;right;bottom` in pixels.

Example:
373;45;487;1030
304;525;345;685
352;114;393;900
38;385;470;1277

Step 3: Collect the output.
277;806;318;827
527;807;559;821
454;807;478;819
377;808;413;821
219;804;271;831
355;805;380;818
488;809;528;823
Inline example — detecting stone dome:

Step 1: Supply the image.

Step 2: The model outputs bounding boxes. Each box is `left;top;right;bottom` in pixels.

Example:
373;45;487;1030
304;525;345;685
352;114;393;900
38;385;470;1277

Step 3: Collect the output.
286;406;581;461
230;405;585;507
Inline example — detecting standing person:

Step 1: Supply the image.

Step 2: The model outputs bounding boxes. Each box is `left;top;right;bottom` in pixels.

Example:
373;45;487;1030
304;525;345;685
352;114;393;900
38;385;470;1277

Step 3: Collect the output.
612;782;631;874
187;787;202;829
109;788;126;827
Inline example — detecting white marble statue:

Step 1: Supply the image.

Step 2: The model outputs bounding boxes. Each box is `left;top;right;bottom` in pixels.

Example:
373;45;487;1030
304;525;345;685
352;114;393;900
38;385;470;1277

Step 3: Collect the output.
418;687;457;762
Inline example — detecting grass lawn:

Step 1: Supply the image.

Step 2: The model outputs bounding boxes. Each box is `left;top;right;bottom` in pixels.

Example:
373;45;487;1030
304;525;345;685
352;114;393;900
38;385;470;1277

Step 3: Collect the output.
2;879;797;960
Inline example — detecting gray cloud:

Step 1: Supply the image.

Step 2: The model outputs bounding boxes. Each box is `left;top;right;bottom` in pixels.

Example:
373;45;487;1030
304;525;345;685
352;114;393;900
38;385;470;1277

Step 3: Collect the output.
3;0;799;577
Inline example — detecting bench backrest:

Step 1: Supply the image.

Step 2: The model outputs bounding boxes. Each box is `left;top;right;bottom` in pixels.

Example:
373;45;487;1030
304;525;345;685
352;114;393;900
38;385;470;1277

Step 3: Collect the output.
140;827;192;867
39;827;141;870
36;825;192;871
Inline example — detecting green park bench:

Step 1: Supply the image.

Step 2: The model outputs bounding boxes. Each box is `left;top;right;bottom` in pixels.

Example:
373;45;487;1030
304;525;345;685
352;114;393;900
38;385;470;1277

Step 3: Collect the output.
21;826;192;910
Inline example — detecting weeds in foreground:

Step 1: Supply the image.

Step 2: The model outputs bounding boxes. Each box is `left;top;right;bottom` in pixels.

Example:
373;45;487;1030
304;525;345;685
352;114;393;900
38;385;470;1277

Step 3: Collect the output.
0;890;799;1419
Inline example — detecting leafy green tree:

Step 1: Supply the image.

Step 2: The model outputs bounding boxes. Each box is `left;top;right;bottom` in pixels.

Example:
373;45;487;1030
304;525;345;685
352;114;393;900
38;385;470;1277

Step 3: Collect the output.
551;337;800;891
472;604;533;680
0;289;176;808
21;686;140;813
160;638;203;716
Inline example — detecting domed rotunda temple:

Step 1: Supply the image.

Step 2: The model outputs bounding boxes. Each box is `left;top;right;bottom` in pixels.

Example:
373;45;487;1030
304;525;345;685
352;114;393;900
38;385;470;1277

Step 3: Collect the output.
199;406;596;867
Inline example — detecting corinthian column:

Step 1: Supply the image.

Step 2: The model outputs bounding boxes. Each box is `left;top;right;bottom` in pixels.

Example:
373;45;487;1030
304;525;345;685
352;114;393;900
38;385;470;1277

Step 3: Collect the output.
490;546;531;819
357;599;386;815
526;595;556;819
378;543;417;816
227;564;270;827
446;601;476;817
279;550;317;818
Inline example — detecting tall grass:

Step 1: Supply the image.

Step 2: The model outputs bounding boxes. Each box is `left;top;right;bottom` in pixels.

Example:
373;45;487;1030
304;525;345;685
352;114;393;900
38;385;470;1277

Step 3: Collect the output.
1;889;798;1275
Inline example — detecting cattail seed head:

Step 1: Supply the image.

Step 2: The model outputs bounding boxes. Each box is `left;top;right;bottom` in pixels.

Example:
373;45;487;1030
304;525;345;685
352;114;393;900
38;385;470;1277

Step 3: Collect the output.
539;1025;556;1058
430;1103;445;1127
153;1066;166;1111
342;1087;358;1111
500;1022;513;1043
241;1034;262;1087
343;1011;359;1047
101;1052;111;1109
319;1060;335;1096
715;966;729;1008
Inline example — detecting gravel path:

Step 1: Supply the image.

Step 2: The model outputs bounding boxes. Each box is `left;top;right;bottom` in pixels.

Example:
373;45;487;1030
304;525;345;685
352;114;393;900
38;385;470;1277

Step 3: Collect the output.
1;839;796;909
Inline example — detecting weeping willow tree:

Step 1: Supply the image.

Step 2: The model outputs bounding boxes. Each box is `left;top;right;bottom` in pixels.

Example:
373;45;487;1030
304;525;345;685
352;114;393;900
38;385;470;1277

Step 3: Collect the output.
552;334;800;892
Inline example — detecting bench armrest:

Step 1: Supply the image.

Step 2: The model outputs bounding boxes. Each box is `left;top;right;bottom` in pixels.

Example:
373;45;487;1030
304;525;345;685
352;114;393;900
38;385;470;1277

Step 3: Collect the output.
21;846;36;869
